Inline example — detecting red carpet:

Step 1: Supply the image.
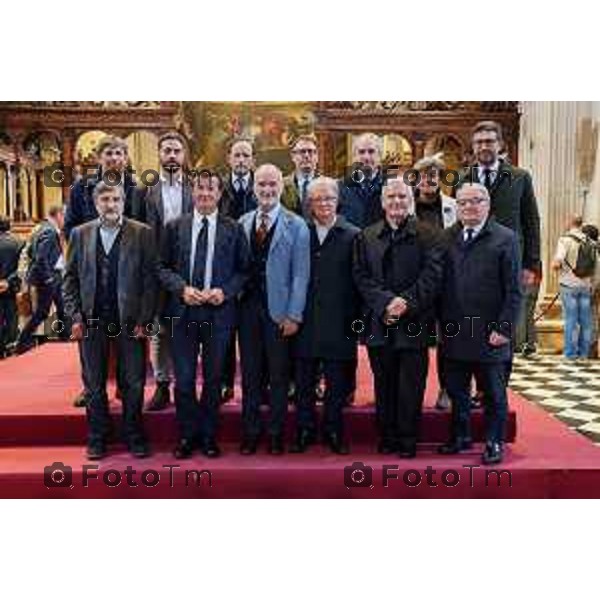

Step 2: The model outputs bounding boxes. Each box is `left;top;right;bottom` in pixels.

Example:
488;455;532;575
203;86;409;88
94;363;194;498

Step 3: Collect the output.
0;343;599;498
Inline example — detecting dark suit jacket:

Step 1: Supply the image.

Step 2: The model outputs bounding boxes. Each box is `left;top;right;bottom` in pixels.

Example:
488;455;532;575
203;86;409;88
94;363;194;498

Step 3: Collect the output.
27;220;62;286
458;160;541;271
63;218;157;326
64;169;139;241
439;218;523;363
0;232;24;295
295;217;361;361
281;172;320;218
353;215;444;349
158;213;251;330
220;172;257;220
338;170;384;230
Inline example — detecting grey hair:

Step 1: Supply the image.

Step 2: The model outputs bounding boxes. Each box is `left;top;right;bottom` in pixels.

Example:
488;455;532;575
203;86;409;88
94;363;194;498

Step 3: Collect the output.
93;180;125;201
413;152;446;172
456;182;490;202
381;176;415;204
307;176;339;200
352;132;383;157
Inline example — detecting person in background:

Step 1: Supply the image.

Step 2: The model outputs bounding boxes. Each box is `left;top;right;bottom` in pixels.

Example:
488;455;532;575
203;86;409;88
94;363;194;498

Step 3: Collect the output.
0;217;25;358
281;134;320;218
582;223;600;358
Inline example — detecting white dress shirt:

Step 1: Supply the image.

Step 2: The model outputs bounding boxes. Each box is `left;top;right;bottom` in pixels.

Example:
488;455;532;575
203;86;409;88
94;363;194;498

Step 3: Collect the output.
190;209;218;289
477;160;500;187
463;221;486;242
233;172;251;193
314;217;335;245
160;171;184;225
99;218;123;255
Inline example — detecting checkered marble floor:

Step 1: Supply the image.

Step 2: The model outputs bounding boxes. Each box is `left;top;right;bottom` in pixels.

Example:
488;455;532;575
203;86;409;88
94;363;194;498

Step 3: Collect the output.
510;354;600;444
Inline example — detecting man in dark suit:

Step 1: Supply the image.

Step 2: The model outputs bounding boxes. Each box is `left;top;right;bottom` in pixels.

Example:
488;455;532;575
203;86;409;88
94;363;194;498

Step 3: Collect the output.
338;132;385;230
0;217;24;358
15;206;66;354
158;170;250;459
137;131;193;412
291;177;360;454
238;164;311;455
281;134;320;218
438;183;522;465
63;182;157;460
353;177;444;458
64;136;140;242
219;137;258;402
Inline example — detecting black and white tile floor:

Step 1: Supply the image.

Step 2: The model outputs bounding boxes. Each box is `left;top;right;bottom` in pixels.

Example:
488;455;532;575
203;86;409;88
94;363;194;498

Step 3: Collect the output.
510;354;600;443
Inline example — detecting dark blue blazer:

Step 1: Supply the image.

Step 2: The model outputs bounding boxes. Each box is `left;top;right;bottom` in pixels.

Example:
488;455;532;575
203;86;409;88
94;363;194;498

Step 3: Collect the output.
439;218;523;363
158;213;251;331
27;221;62;287
338;170;384;229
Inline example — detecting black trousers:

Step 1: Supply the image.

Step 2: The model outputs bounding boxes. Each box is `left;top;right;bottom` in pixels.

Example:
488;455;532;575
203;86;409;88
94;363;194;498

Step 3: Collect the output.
18;274;65;345
80;320;146;443
172;311;232;441
239;295;290;438
295;357;351;437
222;330;237;389
0;294;18;353
445;358;508;444
367;345;429;448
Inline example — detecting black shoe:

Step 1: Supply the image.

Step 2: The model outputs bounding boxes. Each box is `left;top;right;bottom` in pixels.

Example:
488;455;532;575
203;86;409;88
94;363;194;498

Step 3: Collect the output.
146;383;171;411
73;390;88;408
240;437;258;455
522;344;537;358
86;439;107;460
438;438;473;455
324;432;349;455
14;339;35;356
202;438;221;458
268;435;285;455
470;393;483;410
174;438;194;459
482;441;504;465
398;443;417;459
128;436;150;459
377;440;397;455
220;385;234;405
289;429;316;453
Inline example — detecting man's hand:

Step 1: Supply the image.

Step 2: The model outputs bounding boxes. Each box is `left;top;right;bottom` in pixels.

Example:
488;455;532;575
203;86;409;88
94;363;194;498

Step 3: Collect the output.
385;296;408;319
70;322;85;341
489;331;510;347
0;280;8;294
182;286;206;306
279;318;300;337
133;324;146;340
206;288;225;306
522;269;536;286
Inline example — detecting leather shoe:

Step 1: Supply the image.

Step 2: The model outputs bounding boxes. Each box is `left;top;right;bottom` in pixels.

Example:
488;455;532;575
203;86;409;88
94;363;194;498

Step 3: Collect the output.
398;443;417;459
86;438;107;460
482;441;504;465
438;438;473;455
202;438;221;458
146;383;171;411
289;429;316;453
324;432;349;455
240;437;258;455
73;390;88;408
268;435;285;455
174;438;194;459
128;436;150;459
377;439;397;455
220;385;234;404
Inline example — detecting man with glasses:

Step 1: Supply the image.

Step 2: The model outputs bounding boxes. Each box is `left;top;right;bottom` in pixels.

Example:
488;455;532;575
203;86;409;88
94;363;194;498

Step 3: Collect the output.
438;183;522;465
282;134;320;219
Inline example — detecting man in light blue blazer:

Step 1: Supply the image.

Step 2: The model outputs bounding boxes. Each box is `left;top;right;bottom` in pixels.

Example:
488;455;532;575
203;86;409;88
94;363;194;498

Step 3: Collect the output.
238;164;311;455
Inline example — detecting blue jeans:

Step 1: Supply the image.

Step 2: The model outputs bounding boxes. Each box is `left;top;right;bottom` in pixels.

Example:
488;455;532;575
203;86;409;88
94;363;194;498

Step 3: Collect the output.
560;285;593;359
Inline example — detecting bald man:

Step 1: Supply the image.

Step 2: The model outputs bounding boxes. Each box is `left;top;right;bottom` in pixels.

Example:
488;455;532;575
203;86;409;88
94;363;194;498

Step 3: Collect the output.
238;164;311;455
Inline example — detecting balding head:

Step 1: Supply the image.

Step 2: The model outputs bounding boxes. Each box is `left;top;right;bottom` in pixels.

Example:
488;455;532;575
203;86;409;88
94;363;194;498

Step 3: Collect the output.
254;164;284;211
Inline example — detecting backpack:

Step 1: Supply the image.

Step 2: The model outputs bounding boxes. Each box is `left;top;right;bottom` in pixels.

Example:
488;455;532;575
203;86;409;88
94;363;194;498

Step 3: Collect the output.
567;233;598;278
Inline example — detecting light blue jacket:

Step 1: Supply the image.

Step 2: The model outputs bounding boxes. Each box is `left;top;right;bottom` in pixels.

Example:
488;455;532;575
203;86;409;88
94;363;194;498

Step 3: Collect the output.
239;206;311;323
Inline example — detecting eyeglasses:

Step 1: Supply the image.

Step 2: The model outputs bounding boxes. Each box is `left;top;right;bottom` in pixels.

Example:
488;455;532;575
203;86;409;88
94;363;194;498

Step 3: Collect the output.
311;196;337;204
456;197;487;207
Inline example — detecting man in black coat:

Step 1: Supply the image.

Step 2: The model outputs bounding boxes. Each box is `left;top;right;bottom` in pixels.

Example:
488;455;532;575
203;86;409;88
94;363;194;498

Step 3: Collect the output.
15;206;66;353
0;217;24;357
438;183;522;465
338;133;384;230
158;171;251;459
63;182;157;460
136;131;194;412
353;177;444;457
291;177;360;455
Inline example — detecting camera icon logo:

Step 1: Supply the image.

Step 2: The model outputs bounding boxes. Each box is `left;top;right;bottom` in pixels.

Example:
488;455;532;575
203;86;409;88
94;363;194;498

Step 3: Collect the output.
344;461;373;489
43;163;75;189
44;462;73;488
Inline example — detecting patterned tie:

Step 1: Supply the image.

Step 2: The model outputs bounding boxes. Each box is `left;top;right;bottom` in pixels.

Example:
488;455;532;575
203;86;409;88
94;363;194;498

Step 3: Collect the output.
192;217;209;287
256;212;270;247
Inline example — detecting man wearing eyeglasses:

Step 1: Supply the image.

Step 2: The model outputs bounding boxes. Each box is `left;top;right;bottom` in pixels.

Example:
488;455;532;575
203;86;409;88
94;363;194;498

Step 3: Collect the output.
438;183;522;466
282;134;320;219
